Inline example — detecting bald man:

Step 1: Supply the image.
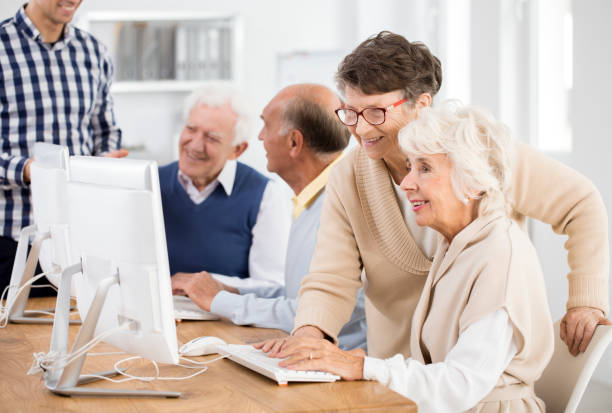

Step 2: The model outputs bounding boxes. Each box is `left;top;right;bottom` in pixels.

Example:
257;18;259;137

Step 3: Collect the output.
172;84;367;350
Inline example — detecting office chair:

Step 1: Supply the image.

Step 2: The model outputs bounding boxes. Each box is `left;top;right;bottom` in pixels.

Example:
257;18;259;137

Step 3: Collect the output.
535;320;612;413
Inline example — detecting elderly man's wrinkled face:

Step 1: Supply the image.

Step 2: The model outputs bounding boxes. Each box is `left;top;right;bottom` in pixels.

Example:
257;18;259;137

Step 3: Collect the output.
258;94;292;175
178;102;240;190
343;87;417;162
400;153;473;241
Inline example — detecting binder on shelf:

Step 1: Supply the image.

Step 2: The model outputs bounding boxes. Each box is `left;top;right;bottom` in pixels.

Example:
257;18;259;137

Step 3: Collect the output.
187;25;199;80
116;23;143;81
141;23;161;81
196;25;208;80
174;24;188;81
207;26;221;80
158;25;176;80
220;26;232;80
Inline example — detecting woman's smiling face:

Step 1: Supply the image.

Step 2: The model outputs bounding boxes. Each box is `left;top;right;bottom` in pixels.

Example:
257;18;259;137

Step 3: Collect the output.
343;87;417;161
400;152;475;242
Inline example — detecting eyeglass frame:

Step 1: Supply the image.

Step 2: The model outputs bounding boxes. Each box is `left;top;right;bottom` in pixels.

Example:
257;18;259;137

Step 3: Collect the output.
334;97;409;126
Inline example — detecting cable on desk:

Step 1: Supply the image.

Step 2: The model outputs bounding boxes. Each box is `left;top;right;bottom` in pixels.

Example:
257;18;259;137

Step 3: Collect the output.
77;354;228;383
0;271;50;327
27;321;135;375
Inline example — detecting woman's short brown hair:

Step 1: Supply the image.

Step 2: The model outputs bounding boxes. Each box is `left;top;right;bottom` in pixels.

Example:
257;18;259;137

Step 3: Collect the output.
336;31;442;101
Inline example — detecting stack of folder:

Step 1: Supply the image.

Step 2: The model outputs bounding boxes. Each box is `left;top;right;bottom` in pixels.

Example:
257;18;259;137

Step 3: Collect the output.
115;20;233;82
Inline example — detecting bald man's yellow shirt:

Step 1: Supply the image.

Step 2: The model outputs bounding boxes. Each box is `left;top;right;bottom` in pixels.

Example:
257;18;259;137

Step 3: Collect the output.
292;154;343;220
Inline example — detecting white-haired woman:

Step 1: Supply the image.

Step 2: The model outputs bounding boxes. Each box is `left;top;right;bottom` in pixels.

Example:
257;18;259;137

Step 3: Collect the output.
258;104;554;413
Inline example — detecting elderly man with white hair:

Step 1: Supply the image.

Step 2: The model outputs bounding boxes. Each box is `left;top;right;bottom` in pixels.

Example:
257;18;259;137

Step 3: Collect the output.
159;86;290;289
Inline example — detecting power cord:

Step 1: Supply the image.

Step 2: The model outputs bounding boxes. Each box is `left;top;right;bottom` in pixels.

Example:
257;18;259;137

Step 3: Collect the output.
0;271;49;327
28;321;134;375
79;354;226;383
0;271;79;324
27;319;225;383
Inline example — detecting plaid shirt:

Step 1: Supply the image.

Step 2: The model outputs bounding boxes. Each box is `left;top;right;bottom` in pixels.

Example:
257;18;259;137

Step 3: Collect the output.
0;6;121;240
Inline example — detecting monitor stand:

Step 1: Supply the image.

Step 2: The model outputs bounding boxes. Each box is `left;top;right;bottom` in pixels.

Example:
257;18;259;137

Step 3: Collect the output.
7;225;80;325
44;262;180;398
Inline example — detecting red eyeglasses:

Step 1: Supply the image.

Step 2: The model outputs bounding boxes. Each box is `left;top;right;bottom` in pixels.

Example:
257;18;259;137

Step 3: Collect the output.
335;98;408;126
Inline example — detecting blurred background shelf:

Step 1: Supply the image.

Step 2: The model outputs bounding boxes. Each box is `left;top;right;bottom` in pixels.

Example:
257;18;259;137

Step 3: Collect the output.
75;10;243;165
111;80;234;93
79;10;235;22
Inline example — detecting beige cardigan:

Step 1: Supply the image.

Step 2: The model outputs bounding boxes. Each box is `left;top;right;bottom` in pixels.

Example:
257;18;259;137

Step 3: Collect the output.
294;142;609;358
411;212;553;412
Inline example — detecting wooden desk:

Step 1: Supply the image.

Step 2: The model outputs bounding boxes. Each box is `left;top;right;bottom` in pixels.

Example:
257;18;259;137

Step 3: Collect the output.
0;298;416;412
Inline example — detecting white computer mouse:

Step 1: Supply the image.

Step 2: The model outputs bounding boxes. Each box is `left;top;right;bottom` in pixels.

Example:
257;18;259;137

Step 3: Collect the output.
179;336;228;356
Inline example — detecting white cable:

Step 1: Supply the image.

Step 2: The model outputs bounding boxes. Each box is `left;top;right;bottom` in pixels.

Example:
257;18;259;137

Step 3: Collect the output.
179;354;227;366
115;357;208;381
20;309;56;317
78;354;227;384
28;322;133;375
62;323;134;367
26;308;226;383
0;271;49;327
1;279;77;318
22;282;79;317
20;308;80;317
30;283;57;290
88;351;126;356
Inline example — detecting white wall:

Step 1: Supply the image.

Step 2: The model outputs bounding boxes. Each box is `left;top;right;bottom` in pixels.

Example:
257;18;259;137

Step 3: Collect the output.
522;0;612;386
570;0;612;385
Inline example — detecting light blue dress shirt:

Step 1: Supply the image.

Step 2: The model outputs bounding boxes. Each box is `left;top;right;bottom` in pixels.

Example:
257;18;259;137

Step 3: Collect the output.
210;189;367;350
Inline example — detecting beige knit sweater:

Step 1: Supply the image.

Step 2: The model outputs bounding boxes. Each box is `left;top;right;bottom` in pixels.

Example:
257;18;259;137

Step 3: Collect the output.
294;142;609;358
411;212;553;412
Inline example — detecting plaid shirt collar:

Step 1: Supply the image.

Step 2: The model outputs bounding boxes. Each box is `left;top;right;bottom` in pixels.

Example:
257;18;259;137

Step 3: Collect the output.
14;5;75;49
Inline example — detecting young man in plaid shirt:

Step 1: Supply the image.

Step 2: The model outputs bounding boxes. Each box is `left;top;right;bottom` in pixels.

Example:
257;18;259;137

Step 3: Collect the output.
0;0;126;294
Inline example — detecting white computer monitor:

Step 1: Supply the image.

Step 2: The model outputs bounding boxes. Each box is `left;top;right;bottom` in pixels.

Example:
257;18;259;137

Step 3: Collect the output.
31;143;77;292
45;156;179;397
6;142;76;323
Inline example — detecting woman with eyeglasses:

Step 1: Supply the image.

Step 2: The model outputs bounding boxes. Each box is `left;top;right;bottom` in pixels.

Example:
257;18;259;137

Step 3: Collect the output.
264;102;554;412
255;31;608;409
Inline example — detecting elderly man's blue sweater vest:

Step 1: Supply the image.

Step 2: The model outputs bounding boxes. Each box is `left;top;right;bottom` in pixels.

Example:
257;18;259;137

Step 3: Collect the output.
159;161;269;278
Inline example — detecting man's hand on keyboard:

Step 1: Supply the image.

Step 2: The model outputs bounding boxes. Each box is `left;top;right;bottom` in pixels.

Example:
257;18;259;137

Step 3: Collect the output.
253;336;365;381
171;271;238;311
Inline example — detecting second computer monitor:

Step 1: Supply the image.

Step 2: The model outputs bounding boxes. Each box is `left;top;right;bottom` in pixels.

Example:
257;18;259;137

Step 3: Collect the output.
7;143;74;314
67;156;178;364
30;143;76;291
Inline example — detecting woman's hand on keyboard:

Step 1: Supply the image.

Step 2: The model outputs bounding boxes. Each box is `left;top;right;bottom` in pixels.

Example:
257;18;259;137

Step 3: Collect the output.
253;336;365;381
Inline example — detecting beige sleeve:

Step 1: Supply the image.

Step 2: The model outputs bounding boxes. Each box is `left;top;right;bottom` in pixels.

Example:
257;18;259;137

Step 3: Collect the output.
511;141;609;314
293;165;364;343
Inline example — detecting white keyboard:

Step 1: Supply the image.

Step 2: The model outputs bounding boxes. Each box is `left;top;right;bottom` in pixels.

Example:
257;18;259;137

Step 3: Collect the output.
173;295;219;321
219;344;340;386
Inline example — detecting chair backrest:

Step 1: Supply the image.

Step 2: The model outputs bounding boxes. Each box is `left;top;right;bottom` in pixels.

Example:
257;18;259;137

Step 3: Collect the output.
535;320;612;413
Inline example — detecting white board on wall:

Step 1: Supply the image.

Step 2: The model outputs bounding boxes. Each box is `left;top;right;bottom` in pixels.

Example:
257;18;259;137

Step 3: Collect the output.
276;50;346;94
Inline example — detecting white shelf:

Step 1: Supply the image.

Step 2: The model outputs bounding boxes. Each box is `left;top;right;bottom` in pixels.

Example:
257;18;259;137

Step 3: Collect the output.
80;10;243;94
80;11;243;89
81;11;236;23
110;80;234;94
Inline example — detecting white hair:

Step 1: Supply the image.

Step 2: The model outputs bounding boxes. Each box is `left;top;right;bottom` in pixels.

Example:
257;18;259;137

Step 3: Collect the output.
398;101;514;216
182;83;252;145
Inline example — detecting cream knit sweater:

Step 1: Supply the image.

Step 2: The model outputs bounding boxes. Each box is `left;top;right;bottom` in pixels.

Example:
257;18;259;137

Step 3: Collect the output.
294;142;609;358
410;212;553;412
